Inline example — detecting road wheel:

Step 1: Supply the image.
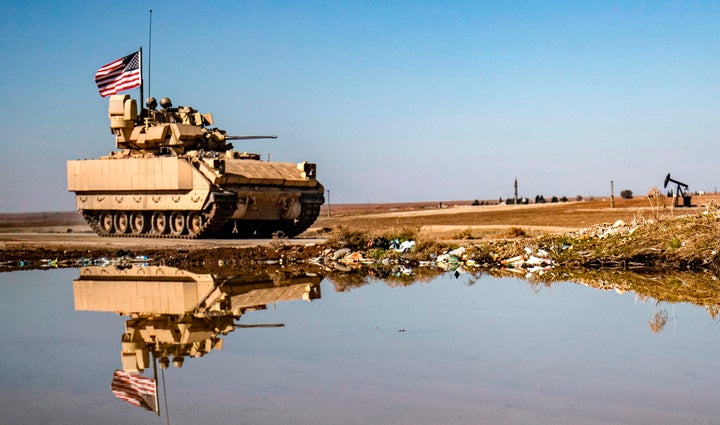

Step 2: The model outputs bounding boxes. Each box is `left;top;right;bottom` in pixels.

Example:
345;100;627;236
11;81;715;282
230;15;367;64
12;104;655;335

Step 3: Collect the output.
187;212;204;237
151;211;169;234
130;211;147;234
169;211;186;236
114;211;130;234
99;211;115;234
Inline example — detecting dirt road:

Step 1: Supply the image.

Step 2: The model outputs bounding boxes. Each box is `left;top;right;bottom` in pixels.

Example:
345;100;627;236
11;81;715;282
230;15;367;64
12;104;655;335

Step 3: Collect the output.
0;232;326;251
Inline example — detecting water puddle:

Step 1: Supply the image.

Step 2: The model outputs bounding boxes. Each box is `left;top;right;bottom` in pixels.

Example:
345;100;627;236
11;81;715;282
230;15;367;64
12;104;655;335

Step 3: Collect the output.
1;265;719;424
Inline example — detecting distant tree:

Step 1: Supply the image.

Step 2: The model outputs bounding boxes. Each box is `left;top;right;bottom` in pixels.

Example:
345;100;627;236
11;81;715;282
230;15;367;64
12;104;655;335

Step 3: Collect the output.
472;199;480;206
620;189;633;199
560;196;568;202
576;195;583;201
535;195;546;204
551;196;559;203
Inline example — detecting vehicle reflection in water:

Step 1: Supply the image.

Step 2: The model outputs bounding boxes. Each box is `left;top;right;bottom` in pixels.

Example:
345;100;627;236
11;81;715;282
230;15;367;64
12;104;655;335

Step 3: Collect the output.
73;265;321;414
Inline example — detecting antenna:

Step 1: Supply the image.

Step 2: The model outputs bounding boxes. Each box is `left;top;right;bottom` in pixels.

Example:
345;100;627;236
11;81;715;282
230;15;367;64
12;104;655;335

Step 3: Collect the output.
148;9;152;99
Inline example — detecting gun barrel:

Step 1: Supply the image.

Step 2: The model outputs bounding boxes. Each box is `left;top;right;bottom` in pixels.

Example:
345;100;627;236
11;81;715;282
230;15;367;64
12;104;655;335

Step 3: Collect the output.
225;135;278;140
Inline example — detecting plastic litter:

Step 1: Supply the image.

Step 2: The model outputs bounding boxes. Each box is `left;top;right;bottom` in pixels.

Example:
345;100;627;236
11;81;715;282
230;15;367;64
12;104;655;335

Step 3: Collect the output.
367;237;390;249
448;247;466;257
395;240;416;253
332;248;351;260
436;253;460;271
388;239;401;250
499;248;554;274
41;259;58;267
339;251;373;264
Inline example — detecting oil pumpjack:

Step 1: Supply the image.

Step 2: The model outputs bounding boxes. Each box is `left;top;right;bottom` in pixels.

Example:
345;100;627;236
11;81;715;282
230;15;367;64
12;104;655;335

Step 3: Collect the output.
664;173;692;207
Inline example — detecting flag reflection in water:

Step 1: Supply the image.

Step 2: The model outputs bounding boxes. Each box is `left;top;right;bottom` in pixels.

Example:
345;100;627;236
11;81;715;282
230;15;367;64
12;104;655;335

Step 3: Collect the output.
111;370;158;412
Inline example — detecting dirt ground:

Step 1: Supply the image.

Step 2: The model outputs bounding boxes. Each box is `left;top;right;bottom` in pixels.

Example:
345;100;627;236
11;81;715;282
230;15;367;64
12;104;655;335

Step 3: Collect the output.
318;195;720;251
311;197;680;238
0;195;716;273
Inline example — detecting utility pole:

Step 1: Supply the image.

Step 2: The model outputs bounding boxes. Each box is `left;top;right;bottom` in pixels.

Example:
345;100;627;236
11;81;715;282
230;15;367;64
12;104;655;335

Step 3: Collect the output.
326;189;331;217
514;176;518;205
610;180;615;208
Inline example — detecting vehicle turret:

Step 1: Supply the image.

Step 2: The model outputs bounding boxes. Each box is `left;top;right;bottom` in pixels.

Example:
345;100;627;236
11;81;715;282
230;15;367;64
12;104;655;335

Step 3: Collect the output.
109;94;277;154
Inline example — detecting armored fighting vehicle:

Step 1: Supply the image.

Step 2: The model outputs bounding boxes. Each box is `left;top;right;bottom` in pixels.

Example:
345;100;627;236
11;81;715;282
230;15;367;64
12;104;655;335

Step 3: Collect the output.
67;95;324;238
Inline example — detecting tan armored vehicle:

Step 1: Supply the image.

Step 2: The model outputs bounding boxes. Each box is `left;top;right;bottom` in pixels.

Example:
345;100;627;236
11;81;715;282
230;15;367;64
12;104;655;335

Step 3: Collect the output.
67;95;324;238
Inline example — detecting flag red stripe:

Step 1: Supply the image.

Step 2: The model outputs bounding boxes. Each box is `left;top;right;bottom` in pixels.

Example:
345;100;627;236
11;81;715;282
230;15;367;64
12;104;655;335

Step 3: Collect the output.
96;72;140;89
111;371;156;390
94;60;124;76
112;378;156;392
112;390;143;406
98;72;141;96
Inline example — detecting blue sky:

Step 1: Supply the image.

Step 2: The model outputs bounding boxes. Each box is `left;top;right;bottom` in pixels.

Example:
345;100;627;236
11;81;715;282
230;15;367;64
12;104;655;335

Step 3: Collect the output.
1;1;719;212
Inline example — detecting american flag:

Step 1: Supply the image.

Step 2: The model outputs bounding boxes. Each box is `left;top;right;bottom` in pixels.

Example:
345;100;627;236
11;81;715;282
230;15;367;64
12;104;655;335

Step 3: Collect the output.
94;51;141;97
110;370;158;412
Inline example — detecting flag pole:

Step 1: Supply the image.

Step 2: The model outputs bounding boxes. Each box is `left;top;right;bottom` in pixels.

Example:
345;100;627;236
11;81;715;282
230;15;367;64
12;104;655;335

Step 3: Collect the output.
161;364;170;425
138;46;144;109
152;352;160;417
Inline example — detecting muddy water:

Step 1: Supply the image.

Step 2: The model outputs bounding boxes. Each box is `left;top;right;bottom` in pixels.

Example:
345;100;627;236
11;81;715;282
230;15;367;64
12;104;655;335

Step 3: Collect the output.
1;267;719;425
